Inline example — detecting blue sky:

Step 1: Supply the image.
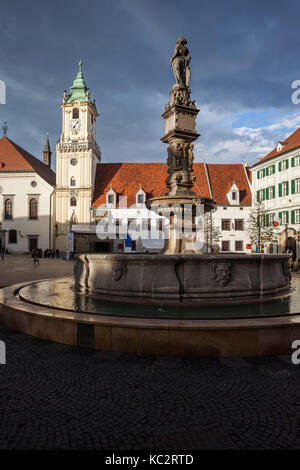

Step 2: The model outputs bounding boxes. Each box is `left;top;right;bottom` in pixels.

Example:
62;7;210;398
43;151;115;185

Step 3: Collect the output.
1;0;300;169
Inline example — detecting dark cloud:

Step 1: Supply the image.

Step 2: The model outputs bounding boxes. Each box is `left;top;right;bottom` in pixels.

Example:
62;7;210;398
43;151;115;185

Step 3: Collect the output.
1;0;300;168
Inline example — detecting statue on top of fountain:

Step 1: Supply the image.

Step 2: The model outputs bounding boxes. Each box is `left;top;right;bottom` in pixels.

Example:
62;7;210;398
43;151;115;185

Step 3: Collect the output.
171;36;191;87
166;37;196;110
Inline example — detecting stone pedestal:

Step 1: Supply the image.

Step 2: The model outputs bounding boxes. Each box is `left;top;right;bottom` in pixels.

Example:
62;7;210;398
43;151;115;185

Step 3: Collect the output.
153;78;215;253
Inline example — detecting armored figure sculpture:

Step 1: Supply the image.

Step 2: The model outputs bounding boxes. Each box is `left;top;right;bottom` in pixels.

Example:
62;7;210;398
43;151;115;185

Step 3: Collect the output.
166;140;196;195
171;36;191;87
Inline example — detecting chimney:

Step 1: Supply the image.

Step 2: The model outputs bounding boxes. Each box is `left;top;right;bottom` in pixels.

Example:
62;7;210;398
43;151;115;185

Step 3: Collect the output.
43;134;52;167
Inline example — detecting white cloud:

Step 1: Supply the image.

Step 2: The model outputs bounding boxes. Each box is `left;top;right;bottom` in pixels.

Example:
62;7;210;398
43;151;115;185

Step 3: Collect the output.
194;105;300;165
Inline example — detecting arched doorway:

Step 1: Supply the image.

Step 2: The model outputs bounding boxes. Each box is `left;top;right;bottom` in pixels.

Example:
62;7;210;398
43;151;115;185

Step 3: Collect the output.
285;236;297;261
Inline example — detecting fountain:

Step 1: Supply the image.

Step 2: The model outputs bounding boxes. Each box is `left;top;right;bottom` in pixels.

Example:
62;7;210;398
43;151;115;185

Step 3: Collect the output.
0;38;298;357
73;37;290;305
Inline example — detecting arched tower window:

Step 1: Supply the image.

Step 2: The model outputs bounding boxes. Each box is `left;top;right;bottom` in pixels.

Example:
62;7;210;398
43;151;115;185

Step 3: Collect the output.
70;197;77;207
8;229;17;244
73;108;79;119
4;199;13;220
70;177;76;187
29;198;38;220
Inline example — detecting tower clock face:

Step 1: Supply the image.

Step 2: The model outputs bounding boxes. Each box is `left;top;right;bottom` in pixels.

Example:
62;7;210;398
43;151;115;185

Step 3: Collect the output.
70;119;81;134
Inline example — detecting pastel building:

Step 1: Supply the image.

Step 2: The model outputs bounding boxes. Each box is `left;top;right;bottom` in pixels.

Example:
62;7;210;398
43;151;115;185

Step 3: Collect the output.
251;127;300;256
0;136;55;253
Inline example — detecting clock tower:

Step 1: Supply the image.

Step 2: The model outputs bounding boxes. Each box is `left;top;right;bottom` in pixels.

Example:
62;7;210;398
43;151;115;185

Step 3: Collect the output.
54;60;101;251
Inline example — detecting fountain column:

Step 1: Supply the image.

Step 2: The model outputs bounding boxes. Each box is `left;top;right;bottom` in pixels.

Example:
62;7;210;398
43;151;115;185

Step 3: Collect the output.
150;37;215;254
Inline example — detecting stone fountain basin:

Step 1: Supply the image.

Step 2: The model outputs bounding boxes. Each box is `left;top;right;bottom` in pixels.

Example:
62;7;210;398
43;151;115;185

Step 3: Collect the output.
74;253;291;305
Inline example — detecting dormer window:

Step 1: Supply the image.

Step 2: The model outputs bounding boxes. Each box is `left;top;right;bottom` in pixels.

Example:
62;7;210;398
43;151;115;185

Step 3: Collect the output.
277;142;284;152
227;183;240;205
106;187;116;208
136;187;146;206
73;108;79;119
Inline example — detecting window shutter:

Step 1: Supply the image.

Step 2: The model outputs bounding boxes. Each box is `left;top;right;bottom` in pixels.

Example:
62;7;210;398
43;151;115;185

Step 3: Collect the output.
286;211;289;224
272;185;275;197
279;162;282;171
262;168;266;177
279;212;282;223
272;164;275;174
292;210;295;224
292;157;295;167
292;179;295;194
286;181;289;195
262;188;266;200
256;190;260;202
257;170;260;180
266;188;269;200
286;159;289;169
279;183;282;197
266;214;269;226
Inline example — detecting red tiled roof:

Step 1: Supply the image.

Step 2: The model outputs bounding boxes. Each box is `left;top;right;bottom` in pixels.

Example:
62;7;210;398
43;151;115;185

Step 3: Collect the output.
0;136;55;186
252;126;300;167
92;162;251;207
206;163;251;205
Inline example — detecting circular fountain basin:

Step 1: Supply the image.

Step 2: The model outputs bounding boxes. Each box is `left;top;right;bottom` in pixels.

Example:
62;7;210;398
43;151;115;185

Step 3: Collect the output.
74;253;291;305
0;274;300;358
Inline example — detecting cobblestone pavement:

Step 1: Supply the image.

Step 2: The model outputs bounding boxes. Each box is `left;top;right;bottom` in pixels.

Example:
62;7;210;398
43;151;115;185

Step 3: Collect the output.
0;323;300;450
1;257;300;450
0;255;74;288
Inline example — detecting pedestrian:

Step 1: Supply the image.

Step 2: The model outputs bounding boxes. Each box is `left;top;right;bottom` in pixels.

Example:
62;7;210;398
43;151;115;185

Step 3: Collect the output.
1;246;5;261
56;249;60;259
33;249;39;265
51;250;55;259
65;248;70;261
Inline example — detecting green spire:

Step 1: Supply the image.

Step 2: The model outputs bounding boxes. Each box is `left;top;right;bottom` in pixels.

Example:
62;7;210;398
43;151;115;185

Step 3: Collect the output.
65;60;90;104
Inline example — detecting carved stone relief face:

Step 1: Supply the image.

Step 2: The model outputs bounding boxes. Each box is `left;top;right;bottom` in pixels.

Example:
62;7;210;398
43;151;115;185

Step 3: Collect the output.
211;262;231;286
111;262;127;282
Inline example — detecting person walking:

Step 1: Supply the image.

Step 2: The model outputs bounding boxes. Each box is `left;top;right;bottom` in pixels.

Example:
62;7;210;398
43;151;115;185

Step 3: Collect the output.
33;249;39;265
1;246;5;261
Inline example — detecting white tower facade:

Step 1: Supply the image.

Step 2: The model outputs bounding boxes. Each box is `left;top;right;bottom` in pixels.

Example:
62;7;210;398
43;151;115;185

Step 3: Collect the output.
54;61;101;251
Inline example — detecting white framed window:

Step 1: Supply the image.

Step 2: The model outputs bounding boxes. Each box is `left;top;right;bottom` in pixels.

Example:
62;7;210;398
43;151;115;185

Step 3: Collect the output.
282;181;288;196
295;209;300;224
269;213;275;226
295;156;300;166
268;165;274;175
221;240;230;251
235;240;243;251
258;169;264;179
295;178;300;193
281;160;288;170
269;186;275;199
281;212;288;224
258;189;265;202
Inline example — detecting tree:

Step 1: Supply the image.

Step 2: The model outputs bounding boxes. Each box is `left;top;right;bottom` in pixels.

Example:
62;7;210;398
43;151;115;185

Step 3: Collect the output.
203;210;222;253
247;202;277;251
